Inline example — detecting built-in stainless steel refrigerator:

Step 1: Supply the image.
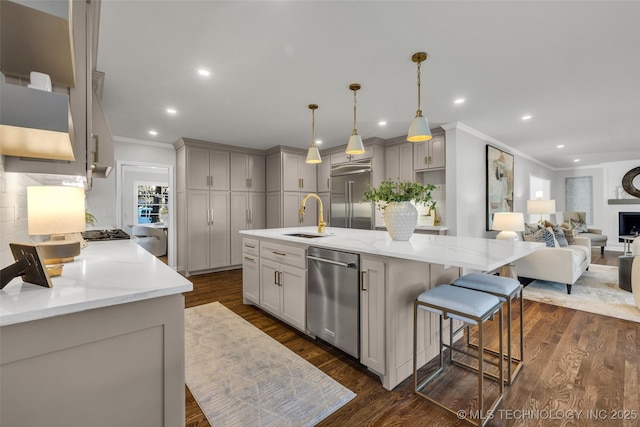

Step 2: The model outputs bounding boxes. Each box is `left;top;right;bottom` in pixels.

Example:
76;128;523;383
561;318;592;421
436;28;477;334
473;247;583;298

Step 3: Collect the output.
330;160;374;229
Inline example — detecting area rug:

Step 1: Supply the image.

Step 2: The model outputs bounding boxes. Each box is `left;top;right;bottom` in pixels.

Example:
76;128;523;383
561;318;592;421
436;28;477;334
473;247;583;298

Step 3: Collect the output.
522;264;640;323
185;302;356;426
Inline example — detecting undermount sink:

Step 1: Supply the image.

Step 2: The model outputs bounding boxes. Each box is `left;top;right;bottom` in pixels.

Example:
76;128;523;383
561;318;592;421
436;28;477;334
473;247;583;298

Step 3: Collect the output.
284;232;328;238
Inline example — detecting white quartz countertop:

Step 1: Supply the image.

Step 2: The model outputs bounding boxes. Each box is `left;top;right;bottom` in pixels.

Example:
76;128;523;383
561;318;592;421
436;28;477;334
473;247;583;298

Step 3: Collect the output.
0;240;192;326
240;227;543;271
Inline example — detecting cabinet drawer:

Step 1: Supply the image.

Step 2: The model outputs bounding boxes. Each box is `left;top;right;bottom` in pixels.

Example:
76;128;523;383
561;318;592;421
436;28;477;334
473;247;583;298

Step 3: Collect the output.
242;238;259;256
260;241;306;268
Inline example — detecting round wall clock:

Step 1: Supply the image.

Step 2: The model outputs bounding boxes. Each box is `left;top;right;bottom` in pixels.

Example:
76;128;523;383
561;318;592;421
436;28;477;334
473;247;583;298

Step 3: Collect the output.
622;166;640;198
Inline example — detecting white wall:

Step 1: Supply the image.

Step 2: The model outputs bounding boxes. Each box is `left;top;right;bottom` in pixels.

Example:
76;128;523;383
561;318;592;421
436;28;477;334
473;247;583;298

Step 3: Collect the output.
444;123;555;238
86;139;175;229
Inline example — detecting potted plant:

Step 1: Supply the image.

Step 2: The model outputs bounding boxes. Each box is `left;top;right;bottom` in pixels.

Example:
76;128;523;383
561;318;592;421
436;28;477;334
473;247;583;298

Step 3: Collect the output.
159;205;169;224
364;179;436;240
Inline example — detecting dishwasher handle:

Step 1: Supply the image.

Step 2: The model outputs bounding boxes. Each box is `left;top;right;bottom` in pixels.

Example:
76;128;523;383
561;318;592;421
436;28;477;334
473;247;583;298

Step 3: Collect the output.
307;255;357;269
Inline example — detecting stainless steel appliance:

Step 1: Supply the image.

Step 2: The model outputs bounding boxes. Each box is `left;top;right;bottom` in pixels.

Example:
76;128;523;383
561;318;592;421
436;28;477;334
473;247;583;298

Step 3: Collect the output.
330;160;374;229
306;246;360;358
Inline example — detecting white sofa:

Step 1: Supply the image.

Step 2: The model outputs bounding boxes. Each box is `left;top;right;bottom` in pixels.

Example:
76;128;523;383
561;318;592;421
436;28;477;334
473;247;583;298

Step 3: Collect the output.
513;235;591;294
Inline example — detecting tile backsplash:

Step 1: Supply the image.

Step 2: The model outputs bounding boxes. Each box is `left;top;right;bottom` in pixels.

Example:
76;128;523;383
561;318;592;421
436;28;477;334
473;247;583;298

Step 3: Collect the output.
0;161;39;268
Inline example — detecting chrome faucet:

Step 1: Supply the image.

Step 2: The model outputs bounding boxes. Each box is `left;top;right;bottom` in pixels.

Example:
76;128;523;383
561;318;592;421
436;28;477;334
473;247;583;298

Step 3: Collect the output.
299;193;326;234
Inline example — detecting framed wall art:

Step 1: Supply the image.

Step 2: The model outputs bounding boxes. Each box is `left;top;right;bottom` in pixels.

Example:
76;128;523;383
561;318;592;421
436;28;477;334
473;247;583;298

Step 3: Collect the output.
486;145;514;230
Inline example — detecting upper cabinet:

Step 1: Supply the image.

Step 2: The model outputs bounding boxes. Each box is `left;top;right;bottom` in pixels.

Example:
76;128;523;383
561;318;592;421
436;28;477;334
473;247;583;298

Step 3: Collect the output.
230;152;266;192
186;146;230;191
317;157;331;192
282;151;316;192
413;133;445;171
2;0;114;184
0;0;76;87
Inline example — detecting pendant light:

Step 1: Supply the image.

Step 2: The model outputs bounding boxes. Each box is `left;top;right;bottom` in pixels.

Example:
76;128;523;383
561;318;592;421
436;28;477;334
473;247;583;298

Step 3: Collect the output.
345;83;365;155
407;52;432;142
305;104;322;164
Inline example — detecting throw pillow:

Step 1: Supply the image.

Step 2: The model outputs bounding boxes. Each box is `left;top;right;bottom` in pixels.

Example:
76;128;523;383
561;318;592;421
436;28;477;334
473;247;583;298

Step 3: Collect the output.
570;218;588;233
561;224;575;245
524;223;542;234
550;225;568;247
523;227;556;248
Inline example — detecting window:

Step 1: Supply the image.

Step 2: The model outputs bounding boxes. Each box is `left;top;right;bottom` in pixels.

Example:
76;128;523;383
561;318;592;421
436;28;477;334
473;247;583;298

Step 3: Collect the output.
135;182;169;224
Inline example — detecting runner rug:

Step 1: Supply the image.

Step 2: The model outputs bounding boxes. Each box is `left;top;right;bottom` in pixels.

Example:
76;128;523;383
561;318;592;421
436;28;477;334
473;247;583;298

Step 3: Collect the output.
185;302;356;426
522;264;639;323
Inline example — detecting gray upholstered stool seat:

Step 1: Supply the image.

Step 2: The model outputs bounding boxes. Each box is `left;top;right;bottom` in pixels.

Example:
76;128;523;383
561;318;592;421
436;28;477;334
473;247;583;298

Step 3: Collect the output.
414;285;504;427
453;273;524;384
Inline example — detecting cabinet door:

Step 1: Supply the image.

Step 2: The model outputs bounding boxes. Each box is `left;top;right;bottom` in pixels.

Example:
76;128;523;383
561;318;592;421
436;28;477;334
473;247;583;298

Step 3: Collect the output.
187;147;211;190
266;191;282;228
259;259;281;316
413;142;429;171
280;264;306;331
248;155;266;192
230;153;249;191
282;152;301;192
429;135;445;169
186;191;211;271
385;145;400;181
242;251;260;304
360;258;386;374
210;191;230;268
299;160;317;192
249;192;266;229
317;159;331;192
283;192;302;227
399;143;414;182
210;150;230;191
266;154;282;192
230;192;249;265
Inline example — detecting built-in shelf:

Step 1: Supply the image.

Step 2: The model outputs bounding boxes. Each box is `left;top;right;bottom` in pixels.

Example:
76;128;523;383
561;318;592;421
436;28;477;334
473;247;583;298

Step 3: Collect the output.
608;199;640;205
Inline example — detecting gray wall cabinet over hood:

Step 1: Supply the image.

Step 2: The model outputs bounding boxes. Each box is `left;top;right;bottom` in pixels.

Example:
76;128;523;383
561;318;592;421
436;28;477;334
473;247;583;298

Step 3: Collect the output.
0;81;75;161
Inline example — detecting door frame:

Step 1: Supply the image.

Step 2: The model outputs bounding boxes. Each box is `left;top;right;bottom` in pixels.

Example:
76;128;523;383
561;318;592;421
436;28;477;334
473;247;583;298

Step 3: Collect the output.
116;160;176;269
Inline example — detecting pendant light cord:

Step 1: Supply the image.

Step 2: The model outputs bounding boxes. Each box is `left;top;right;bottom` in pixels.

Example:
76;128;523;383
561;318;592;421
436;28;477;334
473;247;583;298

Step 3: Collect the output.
416;60;422;116
311;108;316;147
352;88;358;135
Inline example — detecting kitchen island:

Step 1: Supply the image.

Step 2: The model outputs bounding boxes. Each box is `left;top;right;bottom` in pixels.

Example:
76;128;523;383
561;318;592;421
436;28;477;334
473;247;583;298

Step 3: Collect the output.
239;226;542;390
0;240;192;427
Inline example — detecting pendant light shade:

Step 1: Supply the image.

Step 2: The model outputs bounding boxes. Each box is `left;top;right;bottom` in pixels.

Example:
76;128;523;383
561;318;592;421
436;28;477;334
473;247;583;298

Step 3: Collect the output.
305;104;322;164
407;52;432;142
345;83;365;155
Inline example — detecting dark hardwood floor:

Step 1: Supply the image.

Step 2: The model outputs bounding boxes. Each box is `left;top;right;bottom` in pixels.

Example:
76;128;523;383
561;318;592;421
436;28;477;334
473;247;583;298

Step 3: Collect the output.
181;249;639;427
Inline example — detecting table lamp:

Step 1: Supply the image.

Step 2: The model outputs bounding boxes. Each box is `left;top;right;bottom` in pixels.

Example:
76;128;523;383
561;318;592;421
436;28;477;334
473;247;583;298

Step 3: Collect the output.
527;199;556;224
492;212;525;241
28;186;86;264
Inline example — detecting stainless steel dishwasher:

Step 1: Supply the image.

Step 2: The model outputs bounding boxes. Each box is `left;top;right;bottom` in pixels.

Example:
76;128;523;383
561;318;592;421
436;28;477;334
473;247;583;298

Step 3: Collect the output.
307;246;360;358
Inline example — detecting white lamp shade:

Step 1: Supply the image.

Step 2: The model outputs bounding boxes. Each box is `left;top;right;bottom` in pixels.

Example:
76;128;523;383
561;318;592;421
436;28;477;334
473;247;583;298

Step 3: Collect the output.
527;199;556;214
305;145;322;164
28;186;85;235
346;134;365;155
407;115;432;142
492;212;525;232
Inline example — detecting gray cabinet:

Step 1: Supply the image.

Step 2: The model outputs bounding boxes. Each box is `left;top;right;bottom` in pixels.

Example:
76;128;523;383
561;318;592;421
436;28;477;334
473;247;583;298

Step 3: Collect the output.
360;257;386;374
230;152;265;192
186;190;230;273
230;192;265;265
414;134;445;171
186;147;230;191
385;142;414;182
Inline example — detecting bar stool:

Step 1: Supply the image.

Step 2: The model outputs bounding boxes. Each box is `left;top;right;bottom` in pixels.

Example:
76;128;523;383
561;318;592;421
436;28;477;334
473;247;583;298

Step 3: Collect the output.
452;273;523;384
414;285;503;427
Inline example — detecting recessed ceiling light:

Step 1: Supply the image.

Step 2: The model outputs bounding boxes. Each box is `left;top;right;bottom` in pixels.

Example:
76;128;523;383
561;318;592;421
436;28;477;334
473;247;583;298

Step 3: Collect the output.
315;140;322;145
197;68;211;77
557;144;565;148
166;108;177;115
378;121;387;126
454;98;465;104
148;130;158;136
521;115;532;120
574;159;580;163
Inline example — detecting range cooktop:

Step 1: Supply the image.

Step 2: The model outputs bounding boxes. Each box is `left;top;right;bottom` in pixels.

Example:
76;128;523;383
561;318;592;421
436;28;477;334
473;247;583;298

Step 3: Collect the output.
81;229;130;241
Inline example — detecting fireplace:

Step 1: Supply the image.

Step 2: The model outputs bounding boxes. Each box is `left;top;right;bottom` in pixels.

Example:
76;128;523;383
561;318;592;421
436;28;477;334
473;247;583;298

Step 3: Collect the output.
618;212;640;240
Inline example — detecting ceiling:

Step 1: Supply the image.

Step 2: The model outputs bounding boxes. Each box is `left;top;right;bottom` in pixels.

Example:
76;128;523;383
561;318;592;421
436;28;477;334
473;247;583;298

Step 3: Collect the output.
96;1;640;169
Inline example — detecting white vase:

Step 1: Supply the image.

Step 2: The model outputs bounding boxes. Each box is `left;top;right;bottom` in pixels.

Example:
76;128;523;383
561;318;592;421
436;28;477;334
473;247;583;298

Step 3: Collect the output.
383;201;418;241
